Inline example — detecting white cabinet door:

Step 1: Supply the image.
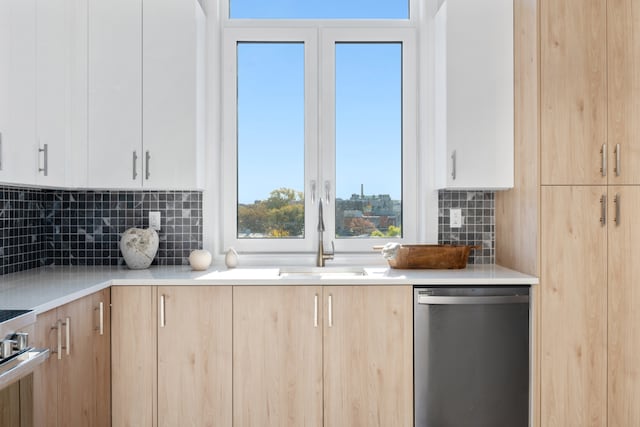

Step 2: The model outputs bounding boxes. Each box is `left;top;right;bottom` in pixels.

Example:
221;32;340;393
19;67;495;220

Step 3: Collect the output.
0;0;37;185
0;0;8;179
88;0;203;190
434;0;514;189
88;0;142;189
35;0;70;187
142;0;205;189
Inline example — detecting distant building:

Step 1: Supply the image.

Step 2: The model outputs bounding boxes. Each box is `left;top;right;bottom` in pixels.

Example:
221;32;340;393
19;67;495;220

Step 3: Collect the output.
335;192;401;236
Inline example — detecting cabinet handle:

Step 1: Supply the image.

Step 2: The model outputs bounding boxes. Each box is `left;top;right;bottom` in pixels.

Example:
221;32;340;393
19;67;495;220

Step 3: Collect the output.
600;194;607;226
145;150;151;180
615;144;621;176
95;302;104;335
614;193;620;226
328;294;333;328
601;144;607;177
314;294;318;328
160;294;166;328
53;320;62;360
451;150;457;180
38;144;48;176
63;317;70;356
132;151;138;180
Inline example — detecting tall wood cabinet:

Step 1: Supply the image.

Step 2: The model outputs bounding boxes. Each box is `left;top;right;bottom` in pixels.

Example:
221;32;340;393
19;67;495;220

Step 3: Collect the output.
540;187;607;426
607;187;640;426
233;285;413;427
111;286;232;426
498;0;640;426
32;289;110;427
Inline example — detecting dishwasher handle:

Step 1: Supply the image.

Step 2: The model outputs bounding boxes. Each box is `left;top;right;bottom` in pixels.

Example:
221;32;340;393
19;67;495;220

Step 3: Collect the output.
417;294;529;305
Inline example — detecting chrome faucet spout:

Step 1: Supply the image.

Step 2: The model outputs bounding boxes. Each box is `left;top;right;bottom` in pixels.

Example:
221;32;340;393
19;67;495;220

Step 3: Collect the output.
316;199;333;267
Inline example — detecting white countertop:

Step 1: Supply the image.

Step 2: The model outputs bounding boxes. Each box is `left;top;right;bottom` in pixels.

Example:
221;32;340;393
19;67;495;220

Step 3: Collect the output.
0;265;538;314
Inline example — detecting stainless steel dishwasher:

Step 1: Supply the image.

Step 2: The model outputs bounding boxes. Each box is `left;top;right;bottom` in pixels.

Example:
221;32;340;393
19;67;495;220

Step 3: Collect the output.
414;286;530;427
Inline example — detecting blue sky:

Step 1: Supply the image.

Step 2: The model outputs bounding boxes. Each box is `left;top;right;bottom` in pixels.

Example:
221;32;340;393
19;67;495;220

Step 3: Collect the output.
235;2;405;204
230;0;408;19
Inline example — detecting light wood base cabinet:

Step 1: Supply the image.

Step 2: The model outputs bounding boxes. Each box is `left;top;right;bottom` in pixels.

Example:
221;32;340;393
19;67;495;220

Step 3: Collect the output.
32;289;110;427
233;285;413;427
323;286;413;427
111;286;232;427
233;286;323;427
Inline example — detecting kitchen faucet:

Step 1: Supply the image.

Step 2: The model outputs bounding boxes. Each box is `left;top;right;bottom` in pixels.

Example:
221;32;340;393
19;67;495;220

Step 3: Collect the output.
316;199;334;267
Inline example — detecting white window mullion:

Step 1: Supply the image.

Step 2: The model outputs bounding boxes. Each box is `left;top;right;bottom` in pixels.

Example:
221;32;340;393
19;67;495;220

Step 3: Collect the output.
319;28;337;246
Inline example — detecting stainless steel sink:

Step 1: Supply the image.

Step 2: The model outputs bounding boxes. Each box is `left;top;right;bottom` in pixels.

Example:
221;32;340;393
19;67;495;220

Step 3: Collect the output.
278;267;367;279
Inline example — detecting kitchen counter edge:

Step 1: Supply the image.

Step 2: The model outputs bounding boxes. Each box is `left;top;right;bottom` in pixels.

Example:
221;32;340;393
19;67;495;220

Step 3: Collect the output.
0;265;538;315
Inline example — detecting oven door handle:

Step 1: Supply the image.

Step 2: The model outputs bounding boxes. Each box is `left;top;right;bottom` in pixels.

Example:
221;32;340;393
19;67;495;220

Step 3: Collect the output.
0;348;50;390
417;295;529;305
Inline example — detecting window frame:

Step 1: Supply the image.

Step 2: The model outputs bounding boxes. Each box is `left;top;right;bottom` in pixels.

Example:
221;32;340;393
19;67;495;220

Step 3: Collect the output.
222;28;319;253
221;9;419;255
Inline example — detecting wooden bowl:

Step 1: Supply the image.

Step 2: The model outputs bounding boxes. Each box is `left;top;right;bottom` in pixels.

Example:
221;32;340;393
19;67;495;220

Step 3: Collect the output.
381;244;481;269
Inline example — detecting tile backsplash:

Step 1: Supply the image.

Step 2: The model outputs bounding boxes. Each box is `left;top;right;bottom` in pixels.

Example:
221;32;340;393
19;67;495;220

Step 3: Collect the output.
1;185;495;276
1;185;202;276
0;188;47;275
438;190;495;264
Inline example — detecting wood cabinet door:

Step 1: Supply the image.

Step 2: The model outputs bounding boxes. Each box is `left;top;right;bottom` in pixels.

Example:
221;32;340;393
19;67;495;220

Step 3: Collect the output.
233;286;323;427
32;309;59;427
111;286;156;427
58;294;98;427
323;286;413;427
92;288;111;427
608;0;640;184
158;286;232;427
608;187;640;426
541;186;607;426
540;0;607;185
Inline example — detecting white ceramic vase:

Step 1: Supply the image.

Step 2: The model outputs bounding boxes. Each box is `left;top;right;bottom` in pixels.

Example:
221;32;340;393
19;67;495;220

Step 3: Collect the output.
120;228;159;269
189;249;212;271
225;247;239;268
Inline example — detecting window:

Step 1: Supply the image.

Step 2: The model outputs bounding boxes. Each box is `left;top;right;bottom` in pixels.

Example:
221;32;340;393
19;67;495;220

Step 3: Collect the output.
230;0;409;20
222;6;417;253
237;43;305;239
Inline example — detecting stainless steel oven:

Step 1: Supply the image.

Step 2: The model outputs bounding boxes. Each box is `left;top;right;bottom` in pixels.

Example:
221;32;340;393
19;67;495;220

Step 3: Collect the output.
0;310;50;427
414;286;530;426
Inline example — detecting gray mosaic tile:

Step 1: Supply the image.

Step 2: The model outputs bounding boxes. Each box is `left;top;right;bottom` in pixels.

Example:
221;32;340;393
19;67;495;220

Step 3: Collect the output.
0;185;203;275
438;190;495;264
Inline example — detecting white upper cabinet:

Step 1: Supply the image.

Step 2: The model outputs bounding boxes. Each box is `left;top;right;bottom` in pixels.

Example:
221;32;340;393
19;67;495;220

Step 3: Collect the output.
143;0;206;189
0;0;37;186
87;0;142;189
35;0;73;187
88;0;205;189
0;0;79;188
434;0;514;189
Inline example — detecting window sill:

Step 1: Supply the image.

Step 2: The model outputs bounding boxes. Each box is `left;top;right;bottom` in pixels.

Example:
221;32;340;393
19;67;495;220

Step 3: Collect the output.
214;251;389;268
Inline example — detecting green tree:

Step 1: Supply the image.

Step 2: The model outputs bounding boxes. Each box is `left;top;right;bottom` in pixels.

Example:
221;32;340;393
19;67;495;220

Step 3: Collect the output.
238;188;304;238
